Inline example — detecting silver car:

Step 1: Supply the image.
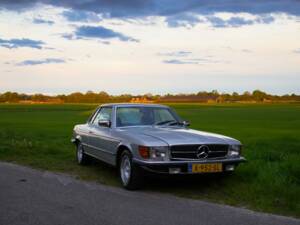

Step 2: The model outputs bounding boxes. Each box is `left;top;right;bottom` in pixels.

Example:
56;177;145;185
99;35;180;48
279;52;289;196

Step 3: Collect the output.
72;103;246;189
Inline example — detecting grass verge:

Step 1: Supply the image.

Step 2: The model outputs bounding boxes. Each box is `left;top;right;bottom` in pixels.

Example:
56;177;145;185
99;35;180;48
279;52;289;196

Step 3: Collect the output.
0;103;299;217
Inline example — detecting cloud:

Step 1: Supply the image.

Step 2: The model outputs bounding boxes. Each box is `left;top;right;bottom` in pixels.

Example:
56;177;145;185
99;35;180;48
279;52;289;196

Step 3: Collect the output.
159;49;230;65
0;1;297;33
158;51;192;57
1;1;300;18
165;13;203;28
241;49;252;53
163;59;199;65
16;58;66;66
64;25;138;42
206;15;275;28
62;10;102;22
293;48;300;54
33;18;54;25
206;16;253;28
0;1;38;11
223;17;254;27
163;57;230;65
255;15;275;24
0;38;45;49
160;51;215;64
61;34;74;40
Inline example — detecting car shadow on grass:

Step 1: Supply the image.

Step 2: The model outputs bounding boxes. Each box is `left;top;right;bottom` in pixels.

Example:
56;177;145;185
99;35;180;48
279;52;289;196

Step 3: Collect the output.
85;158;231;194
143;172;229;190
140;172;239;205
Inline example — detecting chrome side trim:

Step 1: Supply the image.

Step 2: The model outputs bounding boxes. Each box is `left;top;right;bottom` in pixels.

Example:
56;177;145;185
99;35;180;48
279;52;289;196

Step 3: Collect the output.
82;143;116;155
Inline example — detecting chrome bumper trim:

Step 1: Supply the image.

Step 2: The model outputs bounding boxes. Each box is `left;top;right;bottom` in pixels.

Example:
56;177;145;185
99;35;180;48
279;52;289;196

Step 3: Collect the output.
133;157;246;166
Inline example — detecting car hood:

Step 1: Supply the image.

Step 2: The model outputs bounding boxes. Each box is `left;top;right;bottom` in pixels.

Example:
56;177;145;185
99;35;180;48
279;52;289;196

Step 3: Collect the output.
119;126;240;146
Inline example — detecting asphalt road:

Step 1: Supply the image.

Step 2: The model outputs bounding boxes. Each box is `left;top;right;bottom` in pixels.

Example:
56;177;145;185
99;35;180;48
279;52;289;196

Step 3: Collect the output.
0;162;299;225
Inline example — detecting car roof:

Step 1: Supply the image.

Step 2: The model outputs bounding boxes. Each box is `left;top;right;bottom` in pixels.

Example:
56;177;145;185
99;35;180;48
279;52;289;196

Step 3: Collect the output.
100;103;169;108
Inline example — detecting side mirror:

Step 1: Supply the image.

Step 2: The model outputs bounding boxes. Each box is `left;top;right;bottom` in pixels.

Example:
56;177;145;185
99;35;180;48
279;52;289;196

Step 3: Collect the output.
98;120;111;128
182;120;190;126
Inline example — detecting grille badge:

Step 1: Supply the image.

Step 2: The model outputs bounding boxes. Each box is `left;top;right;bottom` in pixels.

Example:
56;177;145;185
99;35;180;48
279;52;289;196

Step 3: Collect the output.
196;145;210;159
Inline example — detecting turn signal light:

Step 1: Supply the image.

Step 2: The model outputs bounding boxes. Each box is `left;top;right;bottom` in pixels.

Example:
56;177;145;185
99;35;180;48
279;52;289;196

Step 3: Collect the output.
138;146;150;159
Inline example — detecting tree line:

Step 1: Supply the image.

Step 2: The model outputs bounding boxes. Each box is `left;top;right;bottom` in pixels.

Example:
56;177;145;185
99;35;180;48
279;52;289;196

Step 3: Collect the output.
0;90;299;103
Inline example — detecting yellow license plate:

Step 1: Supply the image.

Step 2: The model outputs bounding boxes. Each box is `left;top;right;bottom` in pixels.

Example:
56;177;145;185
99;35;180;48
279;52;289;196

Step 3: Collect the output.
189;163;222;173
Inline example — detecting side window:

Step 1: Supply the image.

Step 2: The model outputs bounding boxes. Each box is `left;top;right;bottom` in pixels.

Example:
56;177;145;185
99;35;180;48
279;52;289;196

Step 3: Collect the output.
88;108;99;123
93;107;112;125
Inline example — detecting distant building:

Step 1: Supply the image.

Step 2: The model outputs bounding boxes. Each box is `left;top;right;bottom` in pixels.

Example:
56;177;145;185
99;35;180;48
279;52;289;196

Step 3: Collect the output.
216;96;224;103
130;97;154;103
158;95;218;103
263;98;272;103
207;99;216;104
18;99;64;104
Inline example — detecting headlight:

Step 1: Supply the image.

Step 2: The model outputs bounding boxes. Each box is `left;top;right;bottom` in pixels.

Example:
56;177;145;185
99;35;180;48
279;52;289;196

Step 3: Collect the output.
228;145;241;157
138;146;169;161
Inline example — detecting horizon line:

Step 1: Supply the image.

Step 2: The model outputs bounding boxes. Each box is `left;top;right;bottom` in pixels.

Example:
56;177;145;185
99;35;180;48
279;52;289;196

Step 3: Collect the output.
1;90;299;97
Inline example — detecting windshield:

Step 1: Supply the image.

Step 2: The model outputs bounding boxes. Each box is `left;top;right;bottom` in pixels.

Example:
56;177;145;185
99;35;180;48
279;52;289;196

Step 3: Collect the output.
116;106;180;127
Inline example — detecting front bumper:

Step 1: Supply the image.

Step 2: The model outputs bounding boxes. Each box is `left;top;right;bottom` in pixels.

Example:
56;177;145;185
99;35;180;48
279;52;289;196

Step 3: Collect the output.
133;157;246;174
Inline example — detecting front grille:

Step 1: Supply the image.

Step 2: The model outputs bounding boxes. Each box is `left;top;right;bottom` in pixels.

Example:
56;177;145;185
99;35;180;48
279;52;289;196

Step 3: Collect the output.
170;144;229;160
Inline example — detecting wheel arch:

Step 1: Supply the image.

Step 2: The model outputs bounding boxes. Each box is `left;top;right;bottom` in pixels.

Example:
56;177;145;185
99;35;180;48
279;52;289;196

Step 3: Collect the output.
116;144;132;168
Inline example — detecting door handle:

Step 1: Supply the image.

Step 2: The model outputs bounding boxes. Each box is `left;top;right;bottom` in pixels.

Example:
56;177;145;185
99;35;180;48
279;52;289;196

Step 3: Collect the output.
89;131;94;134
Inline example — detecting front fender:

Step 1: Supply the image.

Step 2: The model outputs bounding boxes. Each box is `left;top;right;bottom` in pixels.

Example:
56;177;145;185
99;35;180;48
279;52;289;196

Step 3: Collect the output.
116;141;134;153
115;141;136;167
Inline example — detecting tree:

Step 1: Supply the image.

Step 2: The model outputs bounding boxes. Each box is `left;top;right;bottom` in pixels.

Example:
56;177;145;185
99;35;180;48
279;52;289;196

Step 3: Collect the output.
252;90;267;101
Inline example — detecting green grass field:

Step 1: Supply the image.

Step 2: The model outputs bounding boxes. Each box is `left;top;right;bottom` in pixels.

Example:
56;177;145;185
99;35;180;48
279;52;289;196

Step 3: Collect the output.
0;103;299;217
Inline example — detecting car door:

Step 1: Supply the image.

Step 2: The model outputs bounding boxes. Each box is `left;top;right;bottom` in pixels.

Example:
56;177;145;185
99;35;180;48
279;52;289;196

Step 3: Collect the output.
88;107;117;164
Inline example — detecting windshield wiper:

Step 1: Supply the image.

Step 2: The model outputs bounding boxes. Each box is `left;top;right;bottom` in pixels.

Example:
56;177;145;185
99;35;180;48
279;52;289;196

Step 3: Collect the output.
168;121;183;126
155;120;176;125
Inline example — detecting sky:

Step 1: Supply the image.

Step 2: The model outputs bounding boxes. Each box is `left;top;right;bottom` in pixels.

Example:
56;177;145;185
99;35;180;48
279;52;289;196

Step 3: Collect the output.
0;0;299;95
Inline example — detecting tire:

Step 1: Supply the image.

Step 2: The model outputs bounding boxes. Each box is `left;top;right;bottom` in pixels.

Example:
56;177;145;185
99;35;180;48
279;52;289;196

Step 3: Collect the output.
76;142;90;165
119;150;143;190
221;169;235;176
